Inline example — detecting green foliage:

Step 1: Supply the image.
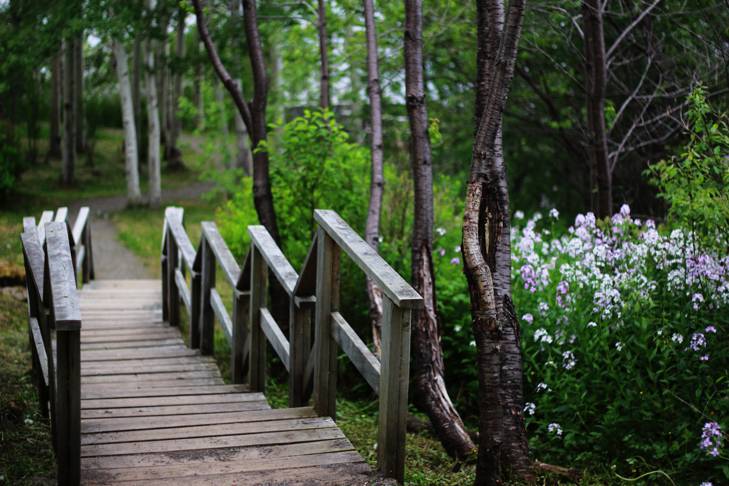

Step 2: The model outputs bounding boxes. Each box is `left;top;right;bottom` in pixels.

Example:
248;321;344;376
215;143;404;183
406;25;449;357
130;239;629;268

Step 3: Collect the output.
257;109;370;267
647;87;729;249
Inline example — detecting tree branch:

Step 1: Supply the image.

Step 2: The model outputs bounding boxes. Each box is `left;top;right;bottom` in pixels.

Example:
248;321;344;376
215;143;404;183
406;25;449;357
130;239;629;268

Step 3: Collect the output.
606;0;661;60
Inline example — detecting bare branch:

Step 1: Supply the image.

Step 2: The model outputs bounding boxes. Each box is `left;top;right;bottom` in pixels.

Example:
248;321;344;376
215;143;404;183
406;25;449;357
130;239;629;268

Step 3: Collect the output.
606;0;661;61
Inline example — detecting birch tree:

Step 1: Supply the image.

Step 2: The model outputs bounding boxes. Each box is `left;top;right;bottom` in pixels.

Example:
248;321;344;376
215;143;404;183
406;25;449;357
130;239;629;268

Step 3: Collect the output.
145;0;162;207
112;40;143;204
403;0;476;461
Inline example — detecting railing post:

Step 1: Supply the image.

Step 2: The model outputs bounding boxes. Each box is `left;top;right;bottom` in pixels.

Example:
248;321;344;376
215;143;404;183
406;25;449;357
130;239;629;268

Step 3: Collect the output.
166;229;180;327
377;297;411;483
289;297;313;407
56;328;81;485
189;264;202;349
231;285;249;384
161;229;169;322
199;236;216;355
313;227;339;418
81;224;91;283
248;246;267;392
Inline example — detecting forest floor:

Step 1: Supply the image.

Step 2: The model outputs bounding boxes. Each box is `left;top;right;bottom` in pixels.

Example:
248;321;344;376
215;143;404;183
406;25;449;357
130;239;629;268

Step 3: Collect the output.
0;128;611;485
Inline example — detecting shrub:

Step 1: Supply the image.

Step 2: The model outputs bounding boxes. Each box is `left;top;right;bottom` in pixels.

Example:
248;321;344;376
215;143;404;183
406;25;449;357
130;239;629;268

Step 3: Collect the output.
511;206;728;484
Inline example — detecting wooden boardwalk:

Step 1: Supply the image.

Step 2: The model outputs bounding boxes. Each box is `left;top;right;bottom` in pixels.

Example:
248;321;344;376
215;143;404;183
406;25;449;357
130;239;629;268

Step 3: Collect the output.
78;279;375;485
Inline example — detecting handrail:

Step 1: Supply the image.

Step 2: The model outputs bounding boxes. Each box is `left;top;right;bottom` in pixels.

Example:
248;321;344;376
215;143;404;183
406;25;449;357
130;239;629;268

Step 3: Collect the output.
162;206;421;483
21;217;85;485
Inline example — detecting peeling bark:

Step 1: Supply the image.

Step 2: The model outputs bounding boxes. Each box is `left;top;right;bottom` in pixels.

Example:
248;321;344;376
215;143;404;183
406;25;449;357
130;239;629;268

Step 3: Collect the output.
466;1;531;484
404;0;476;461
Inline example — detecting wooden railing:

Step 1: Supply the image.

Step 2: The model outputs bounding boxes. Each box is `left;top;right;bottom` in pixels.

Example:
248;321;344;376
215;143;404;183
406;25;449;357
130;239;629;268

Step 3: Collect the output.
162;207;422;482
20;206;94;485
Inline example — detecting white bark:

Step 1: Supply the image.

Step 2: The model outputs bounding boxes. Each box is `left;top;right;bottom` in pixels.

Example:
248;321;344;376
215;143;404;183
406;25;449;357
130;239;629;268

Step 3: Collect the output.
112;40;142;204
145;0;162;207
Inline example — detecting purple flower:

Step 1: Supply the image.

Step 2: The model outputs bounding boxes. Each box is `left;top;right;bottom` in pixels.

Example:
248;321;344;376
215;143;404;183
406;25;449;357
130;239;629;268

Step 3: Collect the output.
689;332;707;351
700;354;710;362
522;313;534;324
437;247;446;257
620;204;631;218
705;325;717;334
520;264;538;293
450;257;460;265
692;293;705;310
700;421;722;457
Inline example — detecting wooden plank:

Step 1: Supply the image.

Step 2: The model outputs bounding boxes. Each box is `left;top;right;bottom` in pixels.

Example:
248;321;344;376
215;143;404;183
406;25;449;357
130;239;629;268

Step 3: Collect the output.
81;338;184;350
331;311;380;393
80;384;249;400
80;346;198;361
81;371;223;385
377;298;411;482
56;329;81;485
82;377;225;389
80;407;315;433
80;328;178;339
230;287;249;384
46;222;81;330
80;437;353;469
80;426;342;457
82;356;214;367
29;317;49;386
81;362;218;377
81;400;270;420
199;237;215;355
248;225;298;295
37;210;54;244
21;228;45;300
313;227;338;418
289;298;313;406
248;246;267;392
23;216;36;232
54;206;69;223
314;209;422;308
82;450;364;483
201;221;240;287
82;392;266;410
175;269;191;313
166;216;196;272
260;307;290;371
210;288;232;341
71;206;89;244
82;416;335;445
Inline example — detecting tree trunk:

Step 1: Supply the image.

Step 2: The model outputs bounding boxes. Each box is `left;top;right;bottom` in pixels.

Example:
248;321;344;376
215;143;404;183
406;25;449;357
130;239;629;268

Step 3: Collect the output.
132;37;143;158
233;79;253;176
583;0;612;218
214;78;230;158
403;0;476;461
74;33;85;154
145;0;162;208
195;43;205;130
466;1;531;484
192;0;280;242
113;40;143;205
362;0;385;355
61;38;75;186
49;52;62;159
165;7;185;169
317;0;330;110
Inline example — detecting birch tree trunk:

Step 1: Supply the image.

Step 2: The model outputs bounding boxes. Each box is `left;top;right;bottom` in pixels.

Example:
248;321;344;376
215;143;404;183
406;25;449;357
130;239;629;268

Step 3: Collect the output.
49;52;62;159
61;38;75;186
362;0;384;354
113;40;143;205
165;7;185;169
583;0;612;218
74;33;85;154
403;0;476;460
145;0;162;208
317;0;330;109
466;1;531;483
132;38;143;158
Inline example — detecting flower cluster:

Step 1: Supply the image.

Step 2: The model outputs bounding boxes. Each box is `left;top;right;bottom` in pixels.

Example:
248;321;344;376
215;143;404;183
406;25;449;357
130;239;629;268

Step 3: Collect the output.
700;422;723;457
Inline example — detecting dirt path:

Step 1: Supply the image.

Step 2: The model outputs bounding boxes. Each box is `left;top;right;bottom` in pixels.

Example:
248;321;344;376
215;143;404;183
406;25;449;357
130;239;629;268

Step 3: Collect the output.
69;182;212;280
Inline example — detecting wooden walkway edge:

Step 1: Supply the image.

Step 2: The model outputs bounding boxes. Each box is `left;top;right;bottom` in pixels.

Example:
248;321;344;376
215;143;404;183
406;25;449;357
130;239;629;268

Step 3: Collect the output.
78;279;379;485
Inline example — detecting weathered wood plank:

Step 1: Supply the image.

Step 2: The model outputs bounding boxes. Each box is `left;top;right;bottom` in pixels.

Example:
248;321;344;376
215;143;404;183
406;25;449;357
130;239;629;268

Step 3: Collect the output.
166;216;196;272
21;228;45;300
82;450;364;483
314;209;422;308
80;338;184;350
80;328;179;339
260;307;290;371
80;407;315;433
80;384;248;400
248;225;298;295
80;346;198;361
80;437;353;470
80;362;218;377
80;426;342;457
199;237;215;355
29;317;49;386
248;246;267;392
80;400;270;420
81;371;223;385
82;377;225;389
81;356;214;367
201;221;240;287
331;311;380;393
54;206;69;223
210;288;232;342
175;269;191;313
82;416;335;445
81;392;266;410
56;329;81;485
36;210;54;244
71;206;89;245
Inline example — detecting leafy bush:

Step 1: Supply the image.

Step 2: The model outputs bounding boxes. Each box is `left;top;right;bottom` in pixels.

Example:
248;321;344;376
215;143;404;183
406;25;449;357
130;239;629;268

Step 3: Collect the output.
647;87;729;250
510;206;728;484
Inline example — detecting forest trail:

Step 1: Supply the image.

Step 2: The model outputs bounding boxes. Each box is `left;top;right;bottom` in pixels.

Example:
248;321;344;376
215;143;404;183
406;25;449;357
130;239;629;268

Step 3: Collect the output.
67;182;212;279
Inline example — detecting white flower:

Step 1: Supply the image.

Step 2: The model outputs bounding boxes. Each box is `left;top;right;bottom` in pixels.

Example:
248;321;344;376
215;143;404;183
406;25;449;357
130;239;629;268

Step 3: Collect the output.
454;245;461;253
514;210;525;220
538;302;550;314
587;321;597;328
523;402;536;415
562;350;577;369
534;328;553;344
436;227;446;236
549;208;559;219
615;341;623;351
671;333;684;344
547;423;563;437
620;204;631;218
536;382;550;392
699;482;713;486
454;325;462;333
522;313;534;324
